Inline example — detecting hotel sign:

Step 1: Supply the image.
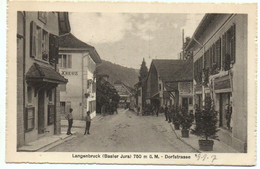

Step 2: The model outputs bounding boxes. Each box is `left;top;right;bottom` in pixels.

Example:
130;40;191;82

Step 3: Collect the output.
61;71;78;76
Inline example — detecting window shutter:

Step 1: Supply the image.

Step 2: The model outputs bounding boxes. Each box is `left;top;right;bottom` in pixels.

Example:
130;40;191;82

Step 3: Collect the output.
230;24;236;64
221;33;226;70
216;38;221;69
68;54;72;68
49;34;59;64
30;21;37;58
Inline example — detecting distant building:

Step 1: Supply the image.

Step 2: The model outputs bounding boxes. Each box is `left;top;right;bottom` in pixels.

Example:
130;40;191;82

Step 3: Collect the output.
58;33;101;120
114;81;135;109
186;14;247;152
146;59;193;112
134;79;146;113
17;12;70;148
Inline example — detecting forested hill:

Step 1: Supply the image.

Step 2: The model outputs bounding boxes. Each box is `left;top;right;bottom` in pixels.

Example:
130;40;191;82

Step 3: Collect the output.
96;60;139;88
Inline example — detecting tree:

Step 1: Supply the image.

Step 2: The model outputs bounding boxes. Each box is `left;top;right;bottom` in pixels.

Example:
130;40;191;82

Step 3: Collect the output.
96;76;120;114
193;97;218;140
138;58;148;82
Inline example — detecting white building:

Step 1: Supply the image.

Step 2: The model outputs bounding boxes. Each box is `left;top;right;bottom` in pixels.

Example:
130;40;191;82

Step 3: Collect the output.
186;14;248;152
58;33;101;120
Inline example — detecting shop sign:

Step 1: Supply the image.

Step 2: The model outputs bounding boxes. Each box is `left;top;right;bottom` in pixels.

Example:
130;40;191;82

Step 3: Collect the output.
214;75;231;90
61;71;78;76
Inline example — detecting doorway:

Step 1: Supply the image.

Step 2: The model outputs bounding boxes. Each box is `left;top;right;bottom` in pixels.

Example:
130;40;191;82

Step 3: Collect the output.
182;97;188;111
38;90;45;134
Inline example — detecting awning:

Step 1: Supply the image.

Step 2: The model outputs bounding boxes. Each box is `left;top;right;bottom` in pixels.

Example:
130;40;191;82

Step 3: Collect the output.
26;63;68;84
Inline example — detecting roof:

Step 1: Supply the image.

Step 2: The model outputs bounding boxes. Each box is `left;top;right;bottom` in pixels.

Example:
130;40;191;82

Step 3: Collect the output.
26;63;68;84
185;14;232;51
114;81;135;95
59;33;102;63
151;59;193;82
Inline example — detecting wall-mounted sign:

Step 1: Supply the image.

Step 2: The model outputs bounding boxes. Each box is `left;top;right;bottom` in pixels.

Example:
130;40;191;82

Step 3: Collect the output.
61;71;78;76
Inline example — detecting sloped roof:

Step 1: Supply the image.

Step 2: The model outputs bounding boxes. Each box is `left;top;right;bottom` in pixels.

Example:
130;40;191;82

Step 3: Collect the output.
152;59;193;82
59;33;102;63
26;63;67;83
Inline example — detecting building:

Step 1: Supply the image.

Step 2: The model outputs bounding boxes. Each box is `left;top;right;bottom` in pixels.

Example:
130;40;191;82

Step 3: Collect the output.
146;59;193;112
17;12;70;148
186;14;247;152
58;33;101;120
134;79;146;113
114;80;135;108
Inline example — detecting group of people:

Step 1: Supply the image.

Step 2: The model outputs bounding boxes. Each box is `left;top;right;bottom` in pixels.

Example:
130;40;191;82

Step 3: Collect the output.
162;104;178;123
65;108;92;135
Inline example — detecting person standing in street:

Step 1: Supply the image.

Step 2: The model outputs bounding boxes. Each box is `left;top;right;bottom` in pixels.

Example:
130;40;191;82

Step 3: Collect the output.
66;108;73;135
164;104;168;121
84;111;91;135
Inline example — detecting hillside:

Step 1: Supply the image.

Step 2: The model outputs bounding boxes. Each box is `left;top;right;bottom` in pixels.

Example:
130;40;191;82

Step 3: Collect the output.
96;60;139;88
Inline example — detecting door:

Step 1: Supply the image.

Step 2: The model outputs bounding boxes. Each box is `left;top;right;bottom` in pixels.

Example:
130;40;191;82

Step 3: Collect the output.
38;90;45;134
182;97;188;111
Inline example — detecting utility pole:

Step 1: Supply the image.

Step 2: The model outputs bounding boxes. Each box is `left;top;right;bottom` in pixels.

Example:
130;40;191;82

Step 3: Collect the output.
182;29;184;60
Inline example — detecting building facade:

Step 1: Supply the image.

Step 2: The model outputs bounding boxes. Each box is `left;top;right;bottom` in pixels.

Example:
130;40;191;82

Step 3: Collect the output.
146;59;193;112
17;12;70;148
58;33;101;120
186;14;247;152
114;81;135;108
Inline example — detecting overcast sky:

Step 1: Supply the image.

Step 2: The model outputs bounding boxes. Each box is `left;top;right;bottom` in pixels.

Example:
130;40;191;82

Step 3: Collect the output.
69;13;204;69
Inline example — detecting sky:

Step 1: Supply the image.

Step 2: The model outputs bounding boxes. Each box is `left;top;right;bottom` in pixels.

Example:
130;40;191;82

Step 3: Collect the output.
69;13;204;69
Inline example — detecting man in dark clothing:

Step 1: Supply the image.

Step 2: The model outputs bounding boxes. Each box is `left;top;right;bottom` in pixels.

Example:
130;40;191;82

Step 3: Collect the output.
66;108;73;135
156;106;159;117
84;111;91;135
168;105;173;123
164;105;168;121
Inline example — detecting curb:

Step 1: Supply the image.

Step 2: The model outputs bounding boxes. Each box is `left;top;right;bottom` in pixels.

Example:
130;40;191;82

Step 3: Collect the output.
169;124;201;153
41;134;77;152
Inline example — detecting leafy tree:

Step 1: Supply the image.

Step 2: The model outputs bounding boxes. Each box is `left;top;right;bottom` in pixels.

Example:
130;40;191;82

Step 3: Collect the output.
96;76;120;114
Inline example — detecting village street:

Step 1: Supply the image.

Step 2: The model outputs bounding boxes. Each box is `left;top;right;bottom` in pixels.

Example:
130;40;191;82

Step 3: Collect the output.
47;109;196;152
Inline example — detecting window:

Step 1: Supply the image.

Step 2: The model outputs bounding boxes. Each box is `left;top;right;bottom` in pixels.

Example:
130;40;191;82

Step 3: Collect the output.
30;21;49;61
222;24;236;70
42;30;49;61
189;97;193;105
48;105;55;125
25;107;35;131
159;84;162;91
60;102;66;114
27;86;33;104
58;54;72;68
48;89;53;102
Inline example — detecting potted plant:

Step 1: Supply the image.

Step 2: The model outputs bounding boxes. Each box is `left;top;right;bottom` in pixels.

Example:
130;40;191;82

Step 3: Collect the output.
179;108;194;138
193;97;218;151
172;106;181;130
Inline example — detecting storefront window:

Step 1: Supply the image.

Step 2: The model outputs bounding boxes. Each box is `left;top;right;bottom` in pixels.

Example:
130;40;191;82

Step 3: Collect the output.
219;92;232;131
